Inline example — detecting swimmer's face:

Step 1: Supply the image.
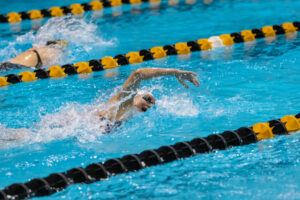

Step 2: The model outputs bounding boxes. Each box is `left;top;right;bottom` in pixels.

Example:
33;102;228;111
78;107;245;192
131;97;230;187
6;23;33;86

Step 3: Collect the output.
133;93;155;112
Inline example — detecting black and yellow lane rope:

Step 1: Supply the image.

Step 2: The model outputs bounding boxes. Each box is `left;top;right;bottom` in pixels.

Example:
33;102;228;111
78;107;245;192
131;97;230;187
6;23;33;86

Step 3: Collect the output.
0;113;299;200
1;1;100;24
0;0;196;24
0;21;299;88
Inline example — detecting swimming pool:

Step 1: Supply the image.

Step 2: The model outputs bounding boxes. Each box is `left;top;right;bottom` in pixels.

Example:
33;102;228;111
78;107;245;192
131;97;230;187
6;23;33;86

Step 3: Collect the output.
0;0;300;199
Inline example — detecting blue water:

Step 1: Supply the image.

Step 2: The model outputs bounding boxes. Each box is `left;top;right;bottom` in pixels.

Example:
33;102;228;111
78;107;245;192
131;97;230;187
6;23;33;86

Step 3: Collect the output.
0;0;300;199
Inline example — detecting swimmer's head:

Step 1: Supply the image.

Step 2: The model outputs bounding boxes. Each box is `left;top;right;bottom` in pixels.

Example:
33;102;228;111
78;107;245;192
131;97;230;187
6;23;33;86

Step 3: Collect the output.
133;93;155;112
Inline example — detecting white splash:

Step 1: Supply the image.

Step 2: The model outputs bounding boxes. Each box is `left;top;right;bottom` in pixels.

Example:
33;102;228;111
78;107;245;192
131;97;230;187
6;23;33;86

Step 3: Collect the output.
156;94;199;117
32;103;105;144
0;82;202;148
0;85;128;148
0;102;106;149
0;15;116;64
33;16;116;64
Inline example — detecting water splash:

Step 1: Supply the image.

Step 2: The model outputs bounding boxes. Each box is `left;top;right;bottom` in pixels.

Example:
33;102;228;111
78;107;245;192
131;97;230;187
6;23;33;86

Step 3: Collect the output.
0;84;200;148
0;85;123;148
33;16;116;64
0;102;106;149
0;16;116;65
0;32;34;62
32;103;105;144
157;94;199;117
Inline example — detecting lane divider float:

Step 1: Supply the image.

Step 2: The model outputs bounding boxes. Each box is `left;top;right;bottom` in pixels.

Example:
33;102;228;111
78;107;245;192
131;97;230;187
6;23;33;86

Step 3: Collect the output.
0;113;299;200
0;21;299;88
0;0;200;24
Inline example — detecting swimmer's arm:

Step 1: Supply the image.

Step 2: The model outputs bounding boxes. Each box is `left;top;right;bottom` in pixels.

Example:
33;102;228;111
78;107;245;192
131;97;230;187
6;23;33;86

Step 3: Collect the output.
122;67;200;92
104;67;199;116
107;67;199;104
105;68;179;108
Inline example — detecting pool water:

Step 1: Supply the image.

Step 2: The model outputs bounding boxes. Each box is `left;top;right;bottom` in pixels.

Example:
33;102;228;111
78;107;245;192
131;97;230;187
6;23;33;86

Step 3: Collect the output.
0;0;300;199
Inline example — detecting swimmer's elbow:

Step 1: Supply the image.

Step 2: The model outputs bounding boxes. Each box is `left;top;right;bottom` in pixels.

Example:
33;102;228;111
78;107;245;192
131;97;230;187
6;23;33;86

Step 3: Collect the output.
123;70;142;90
134;68;151;73
133;69;143;75
131;69;143;80
133;68;153;78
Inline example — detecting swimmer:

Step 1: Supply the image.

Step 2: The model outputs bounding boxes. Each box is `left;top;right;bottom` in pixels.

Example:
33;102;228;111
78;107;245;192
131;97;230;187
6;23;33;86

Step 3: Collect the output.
0;40;67;71
98;67;199;133
0;68;199;143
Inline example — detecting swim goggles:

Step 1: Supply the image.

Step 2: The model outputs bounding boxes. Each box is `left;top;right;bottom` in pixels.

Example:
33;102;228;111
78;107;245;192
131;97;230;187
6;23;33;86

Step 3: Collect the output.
142;95;154;104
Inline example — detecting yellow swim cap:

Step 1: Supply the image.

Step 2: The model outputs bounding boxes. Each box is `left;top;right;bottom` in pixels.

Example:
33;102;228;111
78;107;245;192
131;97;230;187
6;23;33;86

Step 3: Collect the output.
46;40;68;48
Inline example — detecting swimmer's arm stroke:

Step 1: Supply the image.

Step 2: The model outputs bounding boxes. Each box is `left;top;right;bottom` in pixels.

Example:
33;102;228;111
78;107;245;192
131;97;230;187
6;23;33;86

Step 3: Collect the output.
123;67;199;90
113;68;199;101
102;67;200;119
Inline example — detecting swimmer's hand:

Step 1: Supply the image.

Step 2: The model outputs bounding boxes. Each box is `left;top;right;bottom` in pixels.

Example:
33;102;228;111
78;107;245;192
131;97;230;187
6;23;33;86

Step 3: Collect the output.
175;70;200;88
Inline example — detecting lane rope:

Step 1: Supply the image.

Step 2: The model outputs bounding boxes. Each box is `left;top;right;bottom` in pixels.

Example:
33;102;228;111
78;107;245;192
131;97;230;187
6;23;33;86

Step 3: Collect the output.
0;0;200;24
0;113;299;200
0;21;299;89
